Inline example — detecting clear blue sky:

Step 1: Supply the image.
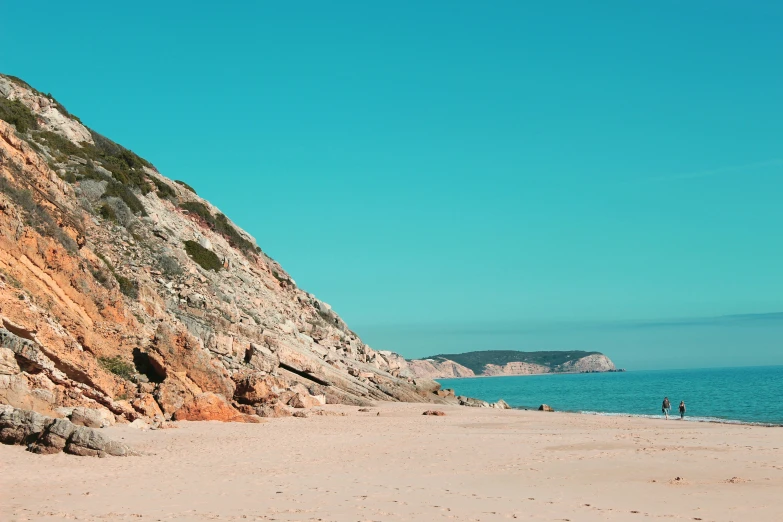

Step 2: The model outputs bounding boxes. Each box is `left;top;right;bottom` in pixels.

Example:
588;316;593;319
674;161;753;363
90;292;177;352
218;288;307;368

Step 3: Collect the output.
2;2;781;368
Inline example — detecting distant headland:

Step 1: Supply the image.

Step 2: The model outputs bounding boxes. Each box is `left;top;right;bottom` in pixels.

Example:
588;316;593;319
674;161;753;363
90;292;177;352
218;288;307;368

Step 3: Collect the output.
406;350;623;379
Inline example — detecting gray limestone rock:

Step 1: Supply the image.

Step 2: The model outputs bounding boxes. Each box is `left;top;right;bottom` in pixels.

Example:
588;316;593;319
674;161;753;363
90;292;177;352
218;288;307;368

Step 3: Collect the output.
245;343;279;373
29;418;76;454
0;406;136;457
0;328;55;373
0;406;49;444
65;425;136;457
69;407;113;428
458;396;491;408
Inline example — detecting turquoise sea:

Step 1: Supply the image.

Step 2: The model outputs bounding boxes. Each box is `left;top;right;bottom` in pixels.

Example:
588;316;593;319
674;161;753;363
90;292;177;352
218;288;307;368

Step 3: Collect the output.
437;365;783;426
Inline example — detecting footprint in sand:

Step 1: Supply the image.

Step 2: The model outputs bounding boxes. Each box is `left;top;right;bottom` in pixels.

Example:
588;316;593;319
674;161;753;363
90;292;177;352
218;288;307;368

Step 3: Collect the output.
725;476;748;483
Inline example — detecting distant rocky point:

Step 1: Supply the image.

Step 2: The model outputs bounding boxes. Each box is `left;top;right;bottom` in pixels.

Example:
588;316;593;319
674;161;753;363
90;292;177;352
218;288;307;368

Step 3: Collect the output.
407;350;620;379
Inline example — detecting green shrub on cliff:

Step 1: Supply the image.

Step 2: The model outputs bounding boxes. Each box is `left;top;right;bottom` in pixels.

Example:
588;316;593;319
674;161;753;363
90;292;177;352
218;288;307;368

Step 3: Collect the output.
102;181;147;216
175;180;196;193
179;201;212;222
95;252;139;299
184;240;222;272
99;203;117;222
178;202;256;255
152;178;176;200
98;356;135;380
29;128;153;213
115;274;139;299
33;130;83;158
213;213;255;254
0;98;38;133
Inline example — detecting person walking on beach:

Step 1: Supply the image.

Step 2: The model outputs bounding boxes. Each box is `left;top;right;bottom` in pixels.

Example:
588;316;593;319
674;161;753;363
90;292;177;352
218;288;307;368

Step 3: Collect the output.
679;401;686;419
662;397;671;420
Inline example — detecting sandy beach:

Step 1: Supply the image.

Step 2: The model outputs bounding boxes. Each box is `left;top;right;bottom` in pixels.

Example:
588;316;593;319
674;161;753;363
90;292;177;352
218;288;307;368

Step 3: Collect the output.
2;403;781;522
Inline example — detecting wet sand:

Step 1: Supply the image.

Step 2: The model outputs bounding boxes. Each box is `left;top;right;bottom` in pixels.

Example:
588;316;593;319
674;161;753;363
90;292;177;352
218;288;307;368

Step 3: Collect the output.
2;402;781;521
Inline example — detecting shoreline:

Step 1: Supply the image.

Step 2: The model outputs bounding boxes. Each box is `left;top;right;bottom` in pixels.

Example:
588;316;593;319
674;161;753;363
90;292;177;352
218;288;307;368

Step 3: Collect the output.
562;408;783;428
437;366;783;427
499;404;783;427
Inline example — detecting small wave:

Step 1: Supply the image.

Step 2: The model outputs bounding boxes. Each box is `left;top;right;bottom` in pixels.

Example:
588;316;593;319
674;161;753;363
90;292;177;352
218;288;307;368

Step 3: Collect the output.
577;410;782;427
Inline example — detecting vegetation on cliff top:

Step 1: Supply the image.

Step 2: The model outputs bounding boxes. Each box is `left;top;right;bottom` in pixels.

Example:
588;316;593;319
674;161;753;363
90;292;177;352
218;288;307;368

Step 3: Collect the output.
420;350;603;374
0;79;161;215
0;75;262;261
175;180;196;193
179;201;257;255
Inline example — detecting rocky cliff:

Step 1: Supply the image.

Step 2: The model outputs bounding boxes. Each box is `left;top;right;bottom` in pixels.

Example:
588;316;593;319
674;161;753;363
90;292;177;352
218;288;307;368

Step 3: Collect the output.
408;351;617;379
0;74;447;430
558;353;616;373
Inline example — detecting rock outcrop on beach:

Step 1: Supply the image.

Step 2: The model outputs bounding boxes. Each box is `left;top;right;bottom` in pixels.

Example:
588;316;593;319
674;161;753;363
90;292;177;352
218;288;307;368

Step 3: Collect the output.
457;396;512;409
408;350;617;379
0;73;450;435
0;404;135;456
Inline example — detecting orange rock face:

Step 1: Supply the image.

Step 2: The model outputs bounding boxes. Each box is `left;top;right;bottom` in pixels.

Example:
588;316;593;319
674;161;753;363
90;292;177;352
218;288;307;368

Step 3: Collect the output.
172;392;244;422
233;372;283;405
154;371;202;416
131;393;163;419
149;325;235;400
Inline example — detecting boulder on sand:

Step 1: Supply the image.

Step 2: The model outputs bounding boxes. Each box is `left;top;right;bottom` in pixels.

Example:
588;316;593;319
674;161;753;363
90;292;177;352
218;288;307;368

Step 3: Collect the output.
538;404;554;412
29;417;76;454
288;392;326;409
0;406;48;444
65;425;137;457
69;407;114;428
131;393;164;419
422;410;446;416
